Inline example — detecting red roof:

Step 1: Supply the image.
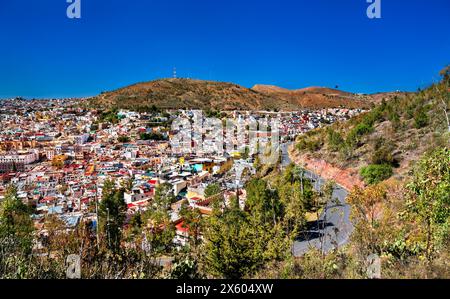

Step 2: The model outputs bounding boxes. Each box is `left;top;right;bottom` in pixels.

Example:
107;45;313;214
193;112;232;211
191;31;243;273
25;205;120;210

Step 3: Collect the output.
41;197;55;203
176;221;189;233
127;200;149;209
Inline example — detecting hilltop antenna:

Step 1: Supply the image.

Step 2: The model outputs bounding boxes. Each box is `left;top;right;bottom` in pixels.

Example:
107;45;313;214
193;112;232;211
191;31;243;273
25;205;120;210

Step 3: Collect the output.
173;67;177;79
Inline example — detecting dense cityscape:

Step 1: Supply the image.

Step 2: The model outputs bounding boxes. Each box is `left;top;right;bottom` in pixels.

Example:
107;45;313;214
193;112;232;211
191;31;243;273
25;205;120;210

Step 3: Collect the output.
0;97;363;266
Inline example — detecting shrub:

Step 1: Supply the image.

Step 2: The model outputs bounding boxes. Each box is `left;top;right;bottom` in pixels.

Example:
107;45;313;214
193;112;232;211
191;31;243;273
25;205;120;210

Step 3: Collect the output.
362;107;384;126
371;138;395;165
118;136;130;143
354;123;374;136
327;128;344;152
296;137;322;152
414;109;429;129
371;147;394;165
140;132;166;141
346;123;374;148
360;164;393;185
99;109;119;124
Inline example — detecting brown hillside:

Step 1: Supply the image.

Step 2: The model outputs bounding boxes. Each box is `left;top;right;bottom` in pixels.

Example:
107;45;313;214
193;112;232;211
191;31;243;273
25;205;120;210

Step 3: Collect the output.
252;84;372;109
91;79;377;111
91;79;297;111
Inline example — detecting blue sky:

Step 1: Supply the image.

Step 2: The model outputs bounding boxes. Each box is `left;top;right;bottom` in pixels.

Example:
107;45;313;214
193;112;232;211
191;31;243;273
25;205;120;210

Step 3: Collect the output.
0;0;449;98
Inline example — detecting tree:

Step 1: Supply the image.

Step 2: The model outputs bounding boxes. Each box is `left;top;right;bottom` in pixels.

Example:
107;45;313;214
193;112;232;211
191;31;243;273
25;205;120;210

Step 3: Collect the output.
0;186;34;253
152;183;176;210
201;206;264;278
117;136;130;143
204;183;221;199
0;185;34;277
98;179;127;253
140;132;166;141
99;109;119;124
406;148;450;262
347;184;392;268
414;108;429;129
245;179;282;226
143;183;176;255
241;146;250;160
327;128;344;152
278;181;307;236
371;138;395;166
179;202;204;248
433;72;450;133
439;65;450;83
277;164;314;235
121;178;134;193
360;164;393;185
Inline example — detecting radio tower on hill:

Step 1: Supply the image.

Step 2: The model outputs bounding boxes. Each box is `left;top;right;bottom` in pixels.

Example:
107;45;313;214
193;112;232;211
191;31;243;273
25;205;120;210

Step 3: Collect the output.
173;67;177;79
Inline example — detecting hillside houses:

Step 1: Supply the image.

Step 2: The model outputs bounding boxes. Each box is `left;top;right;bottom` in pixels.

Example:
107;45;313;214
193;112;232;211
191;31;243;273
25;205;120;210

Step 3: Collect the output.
0;98;363;253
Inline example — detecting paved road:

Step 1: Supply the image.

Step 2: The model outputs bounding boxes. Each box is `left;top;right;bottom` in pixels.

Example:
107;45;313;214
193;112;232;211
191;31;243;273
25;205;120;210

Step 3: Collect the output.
281;143;353;256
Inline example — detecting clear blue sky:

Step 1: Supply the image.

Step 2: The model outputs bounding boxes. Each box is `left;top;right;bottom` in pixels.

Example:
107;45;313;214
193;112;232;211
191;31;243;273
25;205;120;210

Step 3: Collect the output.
0;0;449;98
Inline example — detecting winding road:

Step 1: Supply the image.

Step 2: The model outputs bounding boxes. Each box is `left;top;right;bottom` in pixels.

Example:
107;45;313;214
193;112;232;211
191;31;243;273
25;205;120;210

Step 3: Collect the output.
281;143;353;256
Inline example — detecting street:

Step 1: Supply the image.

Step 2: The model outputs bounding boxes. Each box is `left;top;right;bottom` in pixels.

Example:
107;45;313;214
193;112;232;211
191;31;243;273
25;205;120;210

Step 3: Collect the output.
281;143;353;256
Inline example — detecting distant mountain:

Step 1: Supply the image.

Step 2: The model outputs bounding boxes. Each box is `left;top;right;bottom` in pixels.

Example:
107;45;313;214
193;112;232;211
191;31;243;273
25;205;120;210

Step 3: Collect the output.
252;84;371;109
90;78;383;111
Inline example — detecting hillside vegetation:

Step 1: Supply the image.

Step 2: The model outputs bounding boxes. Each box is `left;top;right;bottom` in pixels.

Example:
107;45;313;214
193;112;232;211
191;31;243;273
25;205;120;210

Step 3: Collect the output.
294;67;450;185
89;78;382;111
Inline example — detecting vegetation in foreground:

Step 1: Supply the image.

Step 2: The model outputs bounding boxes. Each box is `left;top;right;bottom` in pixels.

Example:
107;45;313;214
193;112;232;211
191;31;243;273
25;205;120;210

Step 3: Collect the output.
0;144;448;279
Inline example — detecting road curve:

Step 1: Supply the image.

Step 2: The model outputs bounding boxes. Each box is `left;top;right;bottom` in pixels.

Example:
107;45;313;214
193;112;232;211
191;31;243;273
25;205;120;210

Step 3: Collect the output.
281;143;353;256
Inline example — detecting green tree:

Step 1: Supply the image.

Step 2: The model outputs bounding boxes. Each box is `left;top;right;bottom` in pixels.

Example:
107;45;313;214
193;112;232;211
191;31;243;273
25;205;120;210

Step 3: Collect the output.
98;179;127;253
360;164;393;185
245;179;282;226
140;132;166;141
204;183;221;199
179;202;204;248
414;108;429;129
327;128;345;152
117;135;130;143
406;147;450;262
0;185;34;278
143;183;176;255
277;164;315;235
201;206;264;278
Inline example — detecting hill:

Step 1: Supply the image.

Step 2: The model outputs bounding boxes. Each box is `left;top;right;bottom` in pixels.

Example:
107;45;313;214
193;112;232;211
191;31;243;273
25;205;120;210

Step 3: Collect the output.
252;84;370;109
90;78;381;111
290;69;450;187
